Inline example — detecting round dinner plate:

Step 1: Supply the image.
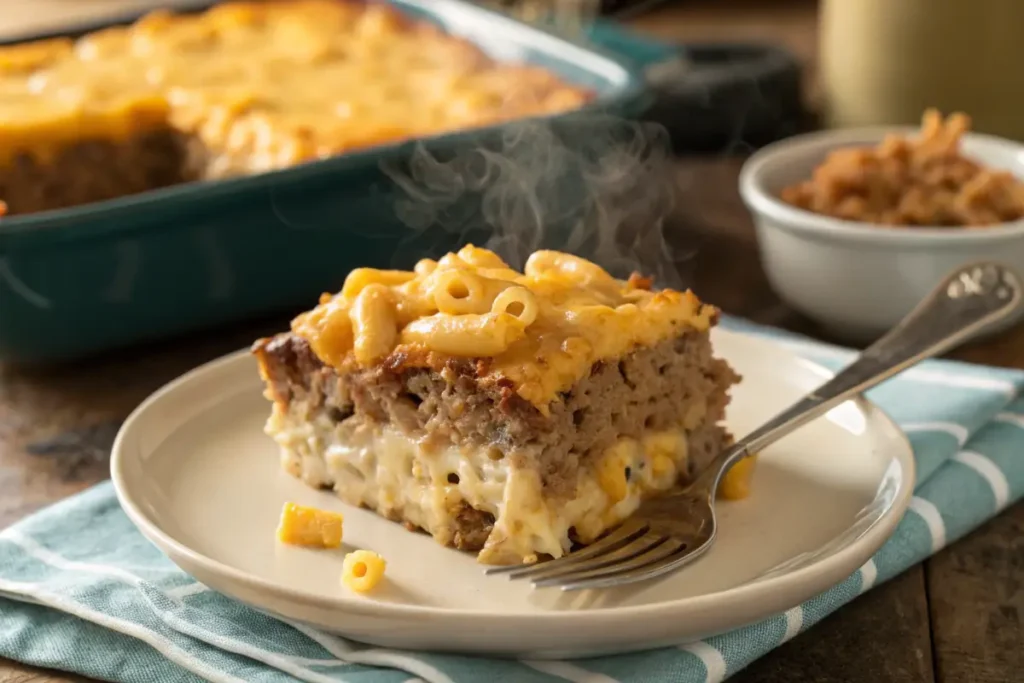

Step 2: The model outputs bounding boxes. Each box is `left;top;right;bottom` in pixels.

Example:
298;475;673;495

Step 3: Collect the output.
111;328;915;659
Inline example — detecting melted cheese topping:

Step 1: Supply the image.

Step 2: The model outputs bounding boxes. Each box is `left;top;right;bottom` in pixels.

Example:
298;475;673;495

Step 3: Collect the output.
0;0;591;168
292;245;717;410
267;397;691;563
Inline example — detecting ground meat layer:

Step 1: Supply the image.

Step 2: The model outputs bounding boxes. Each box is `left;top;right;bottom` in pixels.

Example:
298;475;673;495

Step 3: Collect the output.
255;329;739;499
0;129;204;215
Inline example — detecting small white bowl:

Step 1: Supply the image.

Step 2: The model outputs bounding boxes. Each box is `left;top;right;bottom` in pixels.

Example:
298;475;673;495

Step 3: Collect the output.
739;127;1024;343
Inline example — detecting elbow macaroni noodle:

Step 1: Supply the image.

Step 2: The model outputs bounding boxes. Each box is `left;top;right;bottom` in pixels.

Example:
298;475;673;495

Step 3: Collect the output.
292;245;716;409
400;311;527;357
350;283;398;364
342;549;387;593
490;286;539;327
432;270;489;315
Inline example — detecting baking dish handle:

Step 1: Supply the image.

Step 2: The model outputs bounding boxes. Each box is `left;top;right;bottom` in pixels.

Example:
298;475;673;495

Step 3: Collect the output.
584;22;806;151
587;23;800;95
585;22;680;70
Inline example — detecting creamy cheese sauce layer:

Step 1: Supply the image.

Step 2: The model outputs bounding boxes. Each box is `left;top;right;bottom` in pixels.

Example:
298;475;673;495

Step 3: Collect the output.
266;401;691;564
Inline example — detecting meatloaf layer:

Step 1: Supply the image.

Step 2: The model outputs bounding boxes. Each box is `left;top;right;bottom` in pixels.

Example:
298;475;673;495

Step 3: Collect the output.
254;328;739;564
0;130;198;215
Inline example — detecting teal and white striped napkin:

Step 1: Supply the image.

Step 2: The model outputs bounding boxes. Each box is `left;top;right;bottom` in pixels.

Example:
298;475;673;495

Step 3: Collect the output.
2;316;1024;683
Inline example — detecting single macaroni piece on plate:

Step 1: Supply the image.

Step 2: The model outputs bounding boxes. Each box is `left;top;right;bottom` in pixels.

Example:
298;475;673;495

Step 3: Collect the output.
342;550;387;592
276;502;344;549
253;246;742;565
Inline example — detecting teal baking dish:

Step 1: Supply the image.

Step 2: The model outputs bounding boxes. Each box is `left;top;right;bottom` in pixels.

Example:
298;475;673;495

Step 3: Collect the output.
0;0;662;363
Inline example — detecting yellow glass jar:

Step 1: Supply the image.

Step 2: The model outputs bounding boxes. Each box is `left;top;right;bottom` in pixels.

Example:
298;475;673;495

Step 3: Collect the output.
820;0;1024;141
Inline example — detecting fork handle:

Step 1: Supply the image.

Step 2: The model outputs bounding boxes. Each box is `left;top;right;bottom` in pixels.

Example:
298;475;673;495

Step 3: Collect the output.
698;262;1023;494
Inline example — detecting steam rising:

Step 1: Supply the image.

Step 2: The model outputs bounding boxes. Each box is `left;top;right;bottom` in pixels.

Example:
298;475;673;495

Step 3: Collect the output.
383;114;687;289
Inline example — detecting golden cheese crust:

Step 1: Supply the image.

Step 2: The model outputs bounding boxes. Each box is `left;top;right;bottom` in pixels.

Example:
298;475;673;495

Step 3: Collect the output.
0;0;592;173
290;245;719;411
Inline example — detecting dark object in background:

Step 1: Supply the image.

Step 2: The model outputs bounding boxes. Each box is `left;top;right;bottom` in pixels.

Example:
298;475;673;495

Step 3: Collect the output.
490;0;676;19
640;43;808;154
602;0;678;19
581;10;809;154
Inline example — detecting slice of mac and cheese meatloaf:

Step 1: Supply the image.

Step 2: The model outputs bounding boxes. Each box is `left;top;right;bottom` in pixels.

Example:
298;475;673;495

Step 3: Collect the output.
253;246;741;565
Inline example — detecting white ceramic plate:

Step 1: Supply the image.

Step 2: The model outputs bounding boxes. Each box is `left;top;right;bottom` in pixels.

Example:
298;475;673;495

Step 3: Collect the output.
111;329;915;659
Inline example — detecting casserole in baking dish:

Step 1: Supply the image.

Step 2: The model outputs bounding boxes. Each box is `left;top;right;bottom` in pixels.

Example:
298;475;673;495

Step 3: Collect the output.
0;0;649;364
0;0;593;215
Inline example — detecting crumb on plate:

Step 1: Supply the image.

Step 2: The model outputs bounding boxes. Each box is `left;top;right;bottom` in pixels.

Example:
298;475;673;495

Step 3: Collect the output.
276;502;343;549
342;550;387;592
718;455;757;501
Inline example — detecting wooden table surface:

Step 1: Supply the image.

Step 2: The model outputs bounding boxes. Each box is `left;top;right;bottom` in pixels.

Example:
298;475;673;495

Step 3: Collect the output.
1;1;1022;682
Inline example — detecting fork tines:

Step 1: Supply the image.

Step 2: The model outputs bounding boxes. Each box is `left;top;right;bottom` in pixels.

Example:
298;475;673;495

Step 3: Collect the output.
484;521;689;591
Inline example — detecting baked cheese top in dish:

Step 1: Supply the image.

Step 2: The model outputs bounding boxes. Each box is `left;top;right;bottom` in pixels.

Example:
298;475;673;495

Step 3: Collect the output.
291;245;718;411
0;0;592;172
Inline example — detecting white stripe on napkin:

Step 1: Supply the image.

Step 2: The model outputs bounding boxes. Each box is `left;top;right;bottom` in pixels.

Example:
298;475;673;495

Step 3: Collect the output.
0;531;358;683
902;422;969;447
858;559;878;594
781;607;803;643
521;660;620;683
994;411;1024;428
0;527;178;578
0;528;167;584
679;641;726;683
289;622;457;683
0;577;246;683
908;497;946;553
165;582;209;600
953;450;1011;510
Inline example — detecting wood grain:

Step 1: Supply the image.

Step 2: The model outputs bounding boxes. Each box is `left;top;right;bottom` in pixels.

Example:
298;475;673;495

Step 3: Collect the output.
731;567;935;683
927;502;1024;683
0;316;288;529
0;661;87;683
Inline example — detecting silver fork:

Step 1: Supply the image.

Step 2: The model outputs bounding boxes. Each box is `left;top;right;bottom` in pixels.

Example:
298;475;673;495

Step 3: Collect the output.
486;262;1022;591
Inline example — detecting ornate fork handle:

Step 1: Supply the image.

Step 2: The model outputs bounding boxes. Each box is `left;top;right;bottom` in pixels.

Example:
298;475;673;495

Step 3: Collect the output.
697;262;1023;494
